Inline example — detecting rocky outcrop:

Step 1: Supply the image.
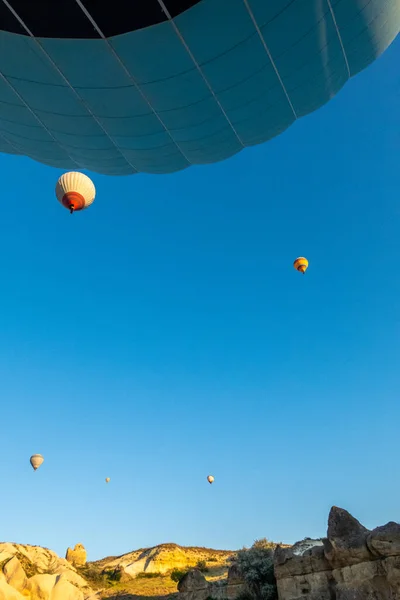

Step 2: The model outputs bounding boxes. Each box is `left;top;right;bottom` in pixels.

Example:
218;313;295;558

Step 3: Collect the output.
178;569;211;600
3;556;28;593
66;545;87;568
0;544;93;600
274;506;400;600
226;564;248;599
178;565;248;600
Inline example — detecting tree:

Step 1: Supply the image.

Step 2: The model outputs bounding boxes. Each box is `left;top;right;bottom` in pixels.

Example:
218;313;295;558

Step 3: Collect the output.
235;539;277;600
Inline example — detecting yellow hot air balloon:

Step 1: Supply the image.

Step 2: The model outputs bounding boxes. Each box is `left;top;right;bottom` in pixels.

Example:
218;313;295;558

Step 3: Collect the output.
293;257;309;275
55;172;96;214
30;454;44;471
105;478;110;483
207;475;214;485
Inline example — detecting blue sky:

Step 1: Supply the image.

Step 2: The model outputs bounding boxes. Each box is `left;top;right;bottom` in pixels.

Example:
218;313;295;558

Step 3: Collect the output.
0;35;399;562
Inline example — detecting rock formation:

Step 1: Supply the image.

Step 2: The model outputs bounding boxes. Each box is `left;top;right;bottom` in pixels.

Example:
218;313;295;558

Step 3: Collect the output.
274;506;400;600
178;568;211;600
66;544;87;568
178;564;248;600
0;543;93;600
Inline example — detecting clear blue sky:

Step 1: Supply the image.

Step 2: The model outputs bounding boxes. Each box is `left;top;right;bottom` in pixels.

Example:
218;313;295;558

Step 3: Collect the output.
0;35;399;562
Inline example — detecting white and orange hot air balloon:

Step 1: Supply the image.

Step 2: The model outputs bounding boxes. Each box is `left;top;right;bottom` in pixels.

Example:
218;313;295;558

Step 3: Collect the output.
30;454;44;471
105;478;110;483
293;257;309;275
207;475;214;485
55;172;96;214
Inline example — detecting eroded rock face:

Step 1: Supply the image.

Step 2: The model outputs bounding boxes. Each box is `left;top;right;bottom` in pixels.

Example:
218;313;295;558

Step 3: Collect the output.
275;506;400;600
3;557;28;593
178;565;249;600
178;569;211;600
367;522;400;558
227;563;243;585
178;569;209;593
0;578;26;600
0;544;93;600
65;544;87;568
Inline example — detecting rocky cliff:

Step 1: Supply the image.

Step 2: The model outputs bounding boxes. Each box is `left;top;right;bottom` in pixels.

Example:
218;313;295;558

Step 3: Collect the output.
0;542;96;600
177;564;248;600
274;506;400;600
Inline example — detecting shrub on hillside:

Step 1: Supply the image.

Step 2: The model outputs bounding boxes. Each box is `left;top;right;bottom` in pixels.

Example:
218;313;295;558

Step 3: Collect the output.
196;560;209;572
234;539;278;600
104;568;122;582
136;572;161;579
170;568;189;583
77;566;122;588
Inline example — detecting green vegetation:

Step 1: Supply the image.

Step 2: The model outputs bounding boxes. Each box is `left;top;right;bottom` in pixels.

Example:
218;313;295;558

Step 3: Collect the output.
77;566;122;589
196;560;209;573
234;539;278;600
137;572;162;579
99;571;180;599
105;569;122;583
170;568;189;583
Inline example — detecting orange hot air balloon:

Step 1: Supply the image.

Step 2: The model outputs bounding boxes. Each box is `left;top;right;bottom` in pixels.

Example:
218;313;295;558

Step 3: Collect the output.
55;172;96;214
105;478;110;483
293;257;309;274
207;475;214;484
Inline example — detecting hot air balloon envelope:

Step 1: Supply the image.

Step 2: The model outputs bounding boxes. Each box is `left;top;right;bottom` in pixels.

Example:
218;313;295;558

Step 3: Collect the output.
30;454;44;471
293;257;309;274
207;475;214;484
0;1;398;175
55;172;96;213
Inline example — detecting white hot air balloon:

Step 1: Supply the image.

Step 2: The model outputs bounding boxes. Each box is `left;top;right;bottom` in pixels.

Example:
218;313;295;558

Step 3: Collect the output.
105;477;110;483
207;475;214;485
30;454;44;471
55;172;96;214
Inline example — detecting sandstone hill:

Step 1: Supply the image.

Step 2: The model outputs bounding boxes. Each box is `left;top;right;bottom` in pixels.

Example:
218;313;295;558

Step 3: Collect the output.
92;543;234;578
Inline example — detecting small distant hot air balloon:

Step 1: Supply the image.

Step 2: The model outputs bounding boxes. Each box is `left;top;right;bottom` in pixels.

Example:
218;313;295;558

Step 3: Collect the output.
293;257;309;275
55;172;96;214
105;478;110;483
207;475;214;485
30;454;44;471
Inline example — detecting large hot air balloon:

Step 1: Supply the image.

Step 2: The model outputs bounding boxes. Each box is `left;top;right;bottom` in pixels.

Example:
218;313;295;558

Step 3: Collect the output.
0;2;397;176
30;454;44;471
55;172;96;213
294;257;309;274
207;475;214;484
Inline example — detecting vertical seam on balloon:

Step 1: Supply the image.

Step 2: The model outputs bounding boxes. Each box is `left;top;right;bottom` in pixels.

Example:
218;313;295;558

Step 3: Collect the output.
73;0;193;168
1;0;140;174
156;0;246;148
241;0;298;119
326;0;351;78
